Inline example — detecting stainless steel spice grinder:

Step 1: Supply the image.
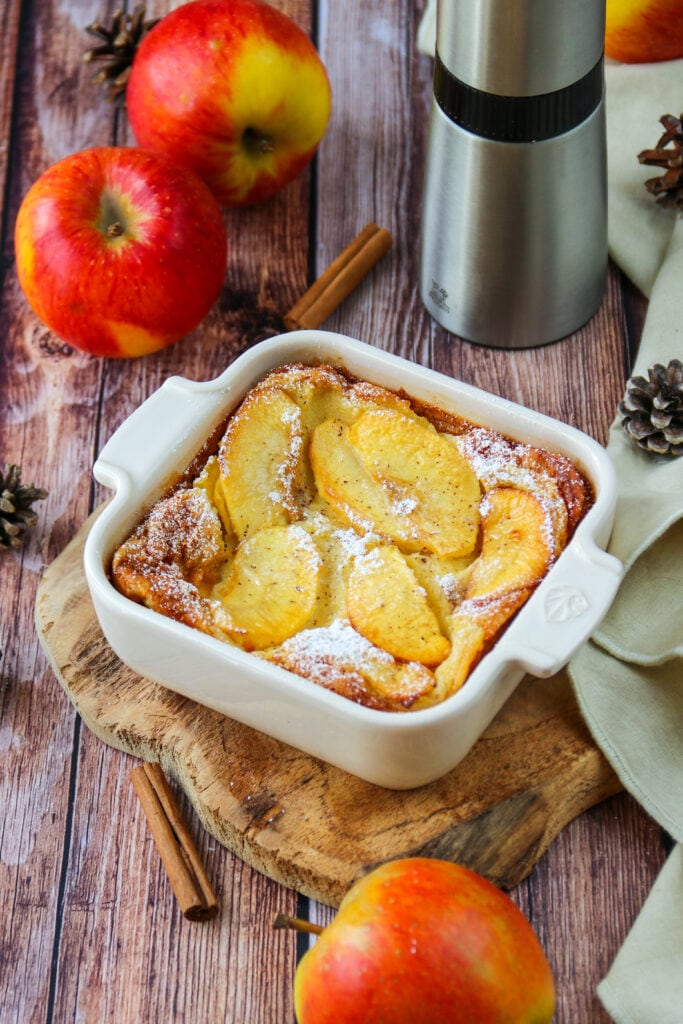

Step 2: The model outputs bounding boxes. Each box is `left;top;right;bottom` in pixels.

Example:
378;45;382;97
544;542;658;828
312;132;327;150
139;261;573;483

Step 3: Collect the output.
419;0;607;349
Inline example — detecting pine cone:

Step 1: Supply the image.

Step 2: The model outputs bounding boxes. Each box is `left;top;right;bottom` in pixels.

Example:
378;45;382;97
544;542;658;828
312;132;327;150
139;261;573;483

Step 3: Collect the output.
638;114;683;211
619;360;683;456
0;464;48;550
83;5;159;105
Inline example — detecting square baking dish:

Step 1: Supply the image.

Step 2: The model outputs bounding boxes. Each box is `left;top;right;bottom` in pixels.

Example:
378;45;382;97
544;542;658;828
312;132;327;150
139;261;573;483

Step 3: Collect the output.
83;330;623;789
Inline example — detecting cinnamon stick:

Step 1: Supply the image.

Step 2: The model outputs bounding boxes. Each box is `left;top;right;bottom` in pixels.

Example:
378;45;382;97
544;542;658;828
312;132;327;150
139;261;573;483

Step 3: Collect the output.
131;761;219;921
283;223;392;331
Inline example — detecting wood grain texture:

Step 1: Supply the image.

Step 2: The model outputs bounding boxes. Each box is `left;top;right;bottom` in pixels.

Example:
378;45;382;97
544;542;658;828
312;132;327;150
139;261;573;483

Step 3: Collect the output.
36;512;623;908
0;0;21;214
0;3;111;1020
1;3;306;1022
0;0;669;1021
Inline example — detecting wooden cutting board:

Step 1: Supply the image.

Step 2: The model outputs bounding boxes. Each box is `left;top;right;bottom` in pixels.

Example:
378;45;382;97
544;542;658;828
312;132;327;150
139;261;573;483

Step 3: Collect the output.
35;512;621;908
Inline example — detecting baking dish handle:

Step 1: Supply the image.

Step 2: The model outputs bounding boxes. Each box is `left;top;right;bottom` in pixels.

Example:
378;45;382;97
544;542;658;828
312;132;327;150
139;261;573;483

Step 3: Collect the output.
92;376;226;496
498;538;623;676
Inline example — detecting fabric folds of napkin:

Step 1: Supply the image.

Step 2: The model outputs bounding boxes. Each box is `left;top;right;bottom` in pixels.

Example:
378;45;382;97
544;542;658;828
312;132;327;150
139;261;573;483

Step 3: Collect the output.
417;6;683;1022
569;67;683;1024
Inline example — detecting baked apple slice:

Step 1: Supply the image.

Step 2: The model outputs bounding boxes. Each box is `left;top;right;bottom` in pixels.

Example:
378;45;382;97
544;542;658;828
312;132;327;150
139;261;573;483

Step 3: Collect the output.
310;417;421;545
466;487;554;600
193;454;235;544
434;588;532;698
347;545;451;666
405;551;476;626
348;409;481;558
453;428;573;555
310;414;481;557
266;619;437;711
216;524;321;650
262;363;350;435
429;487;553;698
218;386;304;540
347;379;420;421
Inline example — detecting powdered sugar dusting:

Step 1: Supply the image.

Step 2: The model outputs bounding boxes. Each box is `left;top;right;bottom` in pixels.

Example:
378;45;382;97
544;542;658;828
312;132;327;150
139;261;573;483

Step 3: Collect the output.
331;525;378;560
393;495;418;515
350;545;385;576
138;488;223;569
438;572;465;603
277;618;394;672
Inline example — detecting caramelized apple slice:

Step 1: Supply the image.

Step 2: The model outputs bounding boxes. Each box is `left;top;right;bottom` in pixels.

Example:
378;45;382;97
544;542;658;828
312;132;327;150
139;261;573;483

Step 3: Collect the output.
310;417;423;545
216;524;321;650
405;551;476;626
193;454;235;544
346;379;420;421
347;546;451;666
365;658;437;709
453;429;572;554
348;409;481;557
433;615;485;699
519;446;590;540
434;589;531;699
266;619;437;711
310;414;481;557
466;487;554;600
218;386;304;540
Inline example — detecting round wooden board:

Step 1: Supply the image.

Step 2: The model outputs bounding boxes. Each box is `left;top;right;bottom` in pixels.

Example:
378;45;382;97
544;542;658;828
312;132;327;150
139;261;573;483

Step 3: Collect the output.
35;512;621;908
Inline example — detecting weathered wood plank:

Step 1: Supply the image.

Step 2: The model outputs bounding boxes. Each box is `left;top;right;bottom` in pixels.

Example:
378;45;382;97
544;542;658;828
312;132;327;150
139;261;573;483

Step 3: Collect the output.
48;745;297;1024
41;1;313;1022
0;2;120;1021
446;263;629;445
314;0;435;363
0;0;22;232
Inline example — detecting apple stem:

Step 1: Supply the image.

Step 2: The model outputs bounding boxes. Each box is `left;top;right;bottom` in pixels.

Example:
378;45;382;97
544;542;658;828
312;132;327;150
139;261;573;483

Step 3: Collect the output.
273;912;324;936
107;221;124;237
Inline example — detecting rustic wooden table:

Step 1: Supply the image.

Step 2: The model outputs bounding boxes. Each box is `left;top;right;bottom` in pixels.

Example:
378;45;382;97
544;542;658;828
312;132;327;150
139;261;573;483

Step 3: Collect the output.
0;2;671;1022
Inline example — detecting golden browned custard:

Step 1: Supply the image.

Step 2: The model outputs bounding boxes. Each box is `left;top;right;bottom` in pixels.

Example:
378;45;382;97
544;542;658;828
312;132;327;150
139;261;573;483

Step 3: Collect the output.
112;363;592;711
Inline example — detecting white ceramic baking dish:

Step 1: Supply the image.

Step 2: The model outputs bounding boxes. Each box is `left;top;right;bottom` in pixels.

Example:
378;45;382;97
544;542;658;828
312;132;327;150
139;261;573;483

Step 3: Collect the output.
84;330;623;789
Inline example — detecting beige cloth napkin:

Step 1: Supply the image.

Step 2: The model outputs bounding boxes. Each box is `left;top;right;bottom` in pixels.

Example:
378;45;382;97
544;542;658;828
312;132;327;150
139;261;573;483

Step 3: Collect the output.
569;64;683;1024
417;6;683;1021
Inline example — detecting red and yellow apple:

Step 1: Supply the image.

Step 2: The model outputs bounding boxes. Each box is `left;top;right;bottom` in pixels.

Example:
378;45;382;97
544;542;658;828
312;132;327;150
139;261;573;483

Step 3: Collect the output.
126;0;332;206
14;146;227;358
288;858;556;1024
605;0;683;63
